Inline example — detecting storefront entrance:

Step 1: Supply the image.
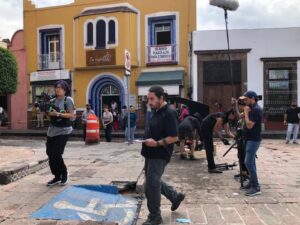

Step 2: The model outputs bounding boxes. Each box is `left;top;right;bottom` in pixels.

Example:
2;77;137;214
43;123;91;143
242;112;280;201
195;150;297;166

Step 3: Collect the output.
100;84;120;114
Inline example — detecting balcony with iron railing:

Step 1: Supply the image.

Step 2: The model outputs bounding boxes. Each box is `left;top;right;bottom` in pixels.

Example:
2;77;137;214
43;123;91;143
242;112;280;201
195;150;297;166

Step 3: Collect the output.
38;53;64;70
146;44;178;66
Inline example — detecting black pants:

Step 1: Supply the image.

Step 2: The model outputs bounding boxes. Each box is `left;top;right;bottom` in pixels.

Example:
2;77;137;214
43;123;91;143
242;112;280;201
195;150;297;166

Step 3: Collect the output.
201;128;216;170
104;123;112;142
83;124;86;141
46;135;70;178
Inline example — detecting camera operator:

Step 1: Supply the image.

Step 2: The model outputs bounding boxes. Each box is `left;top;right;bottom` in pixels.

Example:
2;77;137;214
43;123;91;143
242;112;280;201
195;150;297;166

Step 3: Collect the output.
239;91;263;196
200;109;236;173
45;80;75;186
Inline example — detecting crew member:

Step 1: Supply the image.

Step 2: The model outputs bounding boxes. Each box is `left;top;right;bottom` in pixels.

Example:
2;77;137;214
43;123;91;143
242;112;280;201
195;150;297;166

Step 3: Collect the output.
46;80;75;186
201;109;236;173
142;86;185;225
178;113;202;160
240;91;263;196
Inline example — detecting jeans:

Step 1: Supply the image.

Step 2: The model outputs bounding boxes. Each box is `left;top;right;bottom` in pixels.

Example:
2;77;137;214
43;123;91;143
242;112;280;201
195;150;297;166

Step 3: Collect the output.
46;135;70;178
104;123;112;142
37;112;45;128
125;126;136;142
201;127;215;169
144;158;179;219
244;141;261;189
286;123;299;142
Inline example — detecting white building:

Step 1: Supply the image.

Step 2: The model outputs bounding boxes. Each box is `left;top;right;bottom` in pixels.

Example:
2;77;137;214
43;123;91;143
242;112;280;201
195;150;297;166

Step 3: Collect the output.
192;27;300;130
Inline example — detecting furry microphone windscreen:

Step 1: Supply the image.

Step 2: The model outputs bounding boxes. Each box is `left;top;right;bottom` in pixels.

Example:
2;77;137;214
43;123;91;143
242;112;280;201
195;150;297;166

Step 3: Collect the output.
209;0;239;11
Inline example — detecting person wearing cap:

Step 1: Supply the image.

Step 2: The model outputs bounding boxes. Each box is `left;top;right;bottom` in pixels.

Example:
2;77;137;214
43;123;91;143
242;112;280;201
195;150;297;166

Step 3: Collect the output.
284;100;300;144
200;109;236;173
142;85;185;225
81;104;95;141
240;90;263;196
178;113;202;160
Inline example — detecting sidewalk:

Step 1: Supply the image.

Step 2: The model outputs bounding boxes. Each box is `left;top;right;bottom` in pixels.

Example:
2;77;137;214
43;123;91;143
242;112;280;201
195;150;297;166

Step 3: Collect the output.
137;140;300;225
0;139;144;224
0;128;288;139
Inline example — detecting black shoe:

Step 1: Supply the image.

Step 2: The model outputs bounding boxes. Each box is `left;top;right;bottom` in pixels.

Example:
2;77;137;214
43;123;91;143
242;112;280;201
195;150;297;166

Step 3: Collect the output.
142;216;163;225
47;177;61;186
61;171;69;185
180;154;187;160
241;182;251;190
171;192;185;211
208;168;223;174
189;155;196;160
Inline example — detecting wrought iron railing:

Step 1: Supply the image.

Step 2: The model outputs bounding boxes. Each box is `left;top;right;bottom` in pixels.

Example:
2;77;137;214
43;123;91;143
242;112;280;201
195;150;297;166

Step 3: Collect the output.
38;53;63;70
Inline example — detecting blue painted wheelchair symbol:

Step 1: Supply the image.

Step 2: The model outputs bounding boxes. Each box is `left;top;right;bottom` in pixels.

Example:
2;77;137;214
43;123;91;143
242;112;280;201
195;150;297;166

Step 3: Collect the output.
32;185;138;225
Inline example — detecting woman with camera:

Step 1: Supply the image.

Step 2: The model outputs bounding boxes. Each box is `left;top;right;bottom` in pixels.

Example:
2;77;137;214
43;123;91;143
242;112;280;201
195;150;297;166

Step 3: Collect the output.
45;80;75;186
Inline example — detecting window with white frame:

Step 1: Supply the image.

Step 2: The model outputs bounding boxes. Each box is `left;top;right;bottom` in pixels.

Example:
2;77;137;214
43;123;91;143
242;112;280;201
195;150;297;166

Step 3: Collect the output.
84;18;118;48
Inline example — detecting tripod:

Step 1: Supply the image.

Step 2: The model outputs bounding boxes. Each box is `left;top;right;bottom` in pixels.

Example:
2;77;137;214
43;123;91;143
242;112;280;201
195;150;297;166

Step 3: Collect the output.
223;128;248;187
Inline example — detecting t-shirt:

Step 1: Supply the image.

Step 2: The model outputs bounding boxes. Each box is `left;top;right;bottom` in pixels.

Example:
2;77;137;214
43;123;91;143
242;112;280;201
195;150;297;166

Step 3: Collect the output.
243;103;263;141
124;112;137;128
201;112;227;131
103;111;113;124
179;116;201;136
141;104;178;162
47;96;75;137
81;109;95;124
286;107;300;123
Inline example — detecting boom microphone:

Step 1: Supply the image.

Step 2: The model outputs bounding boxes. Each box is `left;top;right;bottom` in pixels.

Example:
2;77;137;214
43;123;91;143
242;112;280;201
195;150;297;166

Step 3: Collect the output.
209;0;239;11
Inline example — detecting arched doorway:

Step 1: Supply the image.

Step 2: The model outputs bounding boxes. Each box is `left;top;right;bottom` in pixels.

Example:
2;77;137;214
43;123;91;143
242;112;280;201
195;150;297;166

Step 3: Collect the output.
88;75;125;117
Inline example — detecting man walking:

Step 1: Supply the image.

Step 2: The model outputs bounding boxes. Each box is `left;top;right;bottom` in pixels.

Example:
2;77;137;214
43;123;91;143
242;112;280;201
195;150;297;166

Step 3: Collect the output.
81;104;95;141
240;91;263;196
142;86;185;225
284;100;300;144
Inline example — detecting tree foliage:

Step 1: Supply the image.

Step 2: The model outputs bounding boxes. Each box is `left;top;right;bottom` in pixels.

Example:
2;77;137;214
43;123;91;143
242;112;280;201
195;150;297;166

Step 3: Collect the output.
0;47;18;94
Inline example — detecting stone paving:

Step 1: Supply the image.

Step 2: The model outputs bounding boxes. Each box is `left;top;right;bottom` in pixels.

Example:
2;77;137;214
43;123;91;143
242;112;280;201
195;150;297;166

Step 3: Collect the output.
1;139;300;224
0;139;144;225
137;140;300;225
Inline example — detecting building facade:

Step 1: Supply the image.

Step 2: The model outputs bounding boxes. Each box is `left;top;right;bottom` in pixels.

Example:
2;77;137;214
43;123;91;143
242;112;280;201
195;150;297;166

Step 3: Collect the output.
192;28;300;130
24;0;196;126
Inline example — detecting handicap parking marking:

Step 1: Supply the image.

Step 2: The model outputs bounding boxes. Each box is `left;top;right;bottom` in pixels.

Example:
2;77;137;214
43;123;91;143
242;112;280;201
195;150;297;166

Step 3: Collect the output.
32;185;138;225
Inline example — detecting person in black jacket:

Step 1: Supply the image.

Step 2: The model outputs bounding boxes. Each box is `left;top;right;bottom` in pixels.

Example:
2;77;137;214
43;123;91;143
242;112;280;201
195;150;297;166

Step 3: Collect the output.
201;109;236;173
141;86;185;225
178;113;202;160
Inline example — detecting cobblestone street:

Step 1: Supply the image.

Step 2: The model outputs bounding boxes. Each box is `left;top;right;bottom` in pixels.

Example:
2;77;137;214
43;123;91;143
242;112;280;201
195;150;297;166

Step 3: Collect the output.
137;140;300;225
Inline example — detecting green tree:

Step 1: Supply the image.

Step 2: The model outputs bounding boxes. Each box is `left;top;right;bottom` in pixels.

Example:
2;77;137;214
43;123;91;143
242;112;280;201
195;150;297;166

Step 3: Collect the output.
0;47;18;94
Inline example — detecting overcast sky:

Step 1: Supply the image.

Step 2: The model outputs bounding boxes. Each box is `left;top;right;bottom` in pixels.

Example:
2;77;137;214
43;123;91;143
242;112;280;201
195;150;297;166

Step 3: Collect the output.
1;0;300;39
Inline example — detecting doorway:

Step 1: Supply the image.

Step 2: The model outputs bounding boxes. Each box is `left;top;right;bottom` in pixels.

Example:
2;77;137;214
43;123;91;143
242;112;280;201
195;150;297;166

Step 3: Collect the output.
100;84;120;115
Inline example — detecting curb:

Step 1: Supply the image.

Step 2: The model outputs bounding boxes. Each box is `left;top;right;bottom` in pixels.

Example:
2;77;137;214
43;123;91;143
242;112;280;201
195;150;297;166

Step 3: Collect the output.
0;158;48;185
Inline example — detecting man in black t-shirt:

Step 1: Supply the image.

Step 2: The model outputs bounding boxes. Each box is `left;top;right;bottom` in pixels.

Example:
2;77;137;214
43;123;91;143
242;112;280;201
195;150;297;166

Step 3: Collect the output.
284;100;300;144
201;110;236;173
141;86;185;225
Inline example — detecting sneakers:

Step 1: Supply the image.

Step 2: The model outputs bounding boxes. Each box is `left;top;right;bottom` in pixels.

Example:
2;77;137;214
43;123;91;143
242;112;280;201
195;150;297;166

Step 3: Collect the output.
47;177;61;186
189;155;196;160
171;193;185;211
245;187;261;196
241;182;251;190
142;216;163;225
285;140;290;144
208;168;223;174
61;171;69;185
180;154;187;160
293;141;299;145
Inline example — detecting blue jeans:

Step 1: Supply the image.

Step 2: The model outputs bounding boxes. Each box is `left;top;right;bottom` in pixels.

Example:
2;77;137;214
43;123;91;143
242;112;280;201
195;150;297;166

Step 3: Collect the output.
125;126;136;142
244;141;261;189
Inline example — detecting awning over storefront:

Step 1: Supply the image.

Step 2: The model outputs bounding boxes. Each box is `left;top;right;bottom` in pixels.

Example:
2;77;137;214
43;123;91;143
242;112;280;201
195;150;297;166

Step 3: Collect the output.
136;70;183;86
136;70;184;95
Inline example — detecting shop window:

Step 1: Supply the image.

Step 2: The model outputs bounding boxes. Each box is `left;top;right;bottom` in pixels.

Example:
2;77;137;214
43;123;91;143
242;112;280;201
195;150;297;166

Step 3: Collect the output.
96;20;106;49
108;20;116;44
86;22;93;46
264;63;298;121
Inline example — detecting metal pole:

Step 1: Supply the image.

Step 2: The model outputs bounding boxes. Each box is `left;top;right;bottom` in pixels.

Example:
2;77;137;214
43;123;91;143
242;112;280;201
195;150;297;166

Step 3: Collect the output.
224;9;235;98
126;74;131;145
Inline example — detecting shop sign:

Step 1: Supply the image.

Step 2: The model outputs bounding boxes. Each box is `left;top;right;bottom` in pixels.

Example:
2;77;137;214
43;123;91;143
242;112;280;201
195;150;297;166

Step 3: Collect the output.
149;45;173;63
30;70;70;82
86;49;116;66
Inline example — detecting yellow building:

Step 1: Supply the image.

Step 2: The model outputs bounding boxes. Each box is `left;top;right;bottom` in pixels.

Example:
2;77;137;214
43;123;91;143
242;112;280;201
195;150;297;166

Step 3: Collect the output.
24;0;196;122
